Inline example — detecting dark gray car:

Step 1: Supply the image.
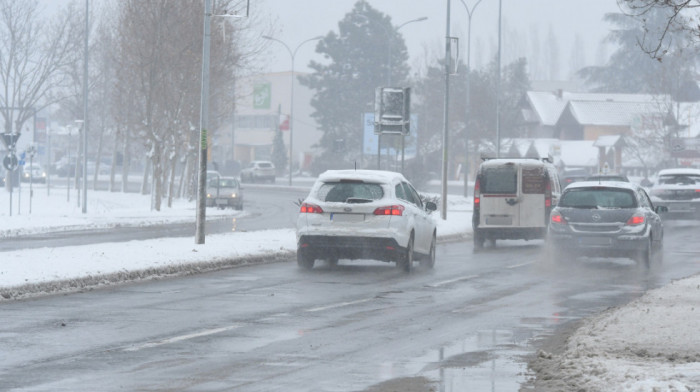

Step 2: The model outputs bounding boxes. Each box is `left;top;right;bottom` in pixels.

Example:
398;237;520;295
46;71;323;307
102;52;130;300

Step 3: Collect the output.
547;181;666;267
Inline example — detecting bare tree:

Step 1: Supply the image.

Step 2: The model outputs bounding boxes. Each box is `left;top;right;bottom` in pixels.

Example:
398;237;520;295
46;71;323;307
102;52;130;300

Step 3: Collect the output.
618;0;700;60
0;0;81;186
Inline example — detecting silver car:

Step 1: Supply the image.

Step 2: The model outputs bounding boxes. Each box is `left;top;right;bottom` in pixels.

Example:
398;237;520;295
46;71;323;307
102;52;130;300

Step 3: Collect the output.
206;176;243;210
649;168;700;219
240;161;276;183
296;170;437;272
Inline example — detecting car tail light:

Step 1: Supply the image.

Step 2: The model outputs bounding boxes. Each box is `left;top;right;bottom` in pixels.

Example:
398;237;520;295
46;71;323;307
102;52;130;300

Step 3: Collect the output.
474;178;481;208
300;203;323;214
550;211;566;224
626;214;645;225
545;177;552;208
373;205;404;216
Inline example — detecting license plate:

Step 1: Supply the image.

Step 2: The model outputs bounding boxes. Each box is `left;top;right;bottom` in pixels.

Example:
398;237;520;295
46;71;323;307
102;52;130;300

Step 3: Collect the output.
330;213;364;222
485;215;512;225
577;237;611;246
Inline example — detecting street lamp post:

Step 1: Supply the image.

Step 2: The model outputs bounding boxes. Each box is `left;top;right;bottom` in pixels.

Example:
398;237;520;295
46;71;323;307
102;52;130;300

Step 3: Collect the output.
459;0;483;197
263;35;323;187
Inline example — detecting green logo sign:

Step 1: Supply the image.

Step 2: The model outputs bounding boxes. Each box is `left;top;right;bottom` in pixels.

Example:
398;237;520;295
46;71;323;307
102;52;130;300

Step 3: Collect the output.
253;83;271;109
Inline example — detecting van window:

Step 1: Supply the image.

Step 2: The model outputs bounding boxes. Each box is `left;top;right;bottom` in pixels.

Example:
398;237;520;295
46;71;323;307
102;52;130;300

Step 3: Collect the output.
522;168;545;194
481;166;517;194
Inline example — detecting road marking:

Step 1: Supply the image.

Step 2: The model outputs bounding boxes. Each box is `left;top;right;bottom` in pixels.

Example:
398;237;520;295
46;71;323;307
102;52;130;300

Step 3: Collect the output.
507;261;533;269
427;275;479;288
305;298;373;312
123;324;241;352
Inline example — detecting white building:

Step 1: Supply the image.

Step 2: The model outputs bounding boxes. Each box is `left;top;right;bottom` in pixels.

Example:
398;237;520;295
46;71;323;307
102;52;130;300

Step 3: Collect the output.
212;71;321;174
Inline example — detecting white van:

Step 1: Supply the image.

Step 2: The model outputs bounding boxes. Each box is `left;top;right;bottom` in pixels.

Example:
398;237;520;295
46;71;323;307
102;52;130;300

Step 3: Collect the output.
472;158;561;250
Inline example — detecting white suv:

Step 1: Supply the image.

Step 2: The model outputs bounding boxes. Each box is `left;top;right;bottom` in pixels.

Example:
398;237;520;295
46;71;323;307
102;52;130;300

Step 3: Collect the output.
296;170;438;272
240;160;275;183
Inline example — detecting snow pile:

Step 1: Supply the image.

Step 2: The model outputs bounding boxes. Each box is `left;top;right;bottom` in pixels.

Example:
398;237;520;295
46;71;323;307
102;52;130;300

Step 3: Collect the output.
530;276;700;391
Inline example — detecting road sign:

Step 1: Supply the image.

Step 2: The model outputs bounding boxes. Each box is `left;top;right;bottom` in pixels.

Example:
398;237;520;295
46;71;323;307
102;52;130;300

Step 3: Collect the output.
3;153;18;171
1;133;20;148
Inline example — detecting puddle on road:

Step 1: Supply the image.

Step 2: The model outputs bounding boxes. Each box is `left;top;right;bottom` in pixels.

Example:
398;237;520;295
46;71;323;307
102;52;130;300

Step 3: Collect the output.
362;329;534;392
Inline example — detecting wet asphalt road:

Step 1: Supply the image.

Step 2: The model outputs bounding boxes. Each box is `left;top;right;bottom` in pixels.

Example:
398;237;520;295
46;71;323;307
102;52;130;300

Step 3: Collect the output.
1;220;699;391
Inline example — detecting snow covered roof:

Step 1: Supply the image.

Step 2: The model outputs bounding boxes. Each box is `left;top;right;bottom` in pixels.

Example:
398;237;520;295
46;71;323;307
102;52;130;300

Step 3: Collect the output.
562;100;667;127
558;141;599;168
526;91;668;127
593;135;625;148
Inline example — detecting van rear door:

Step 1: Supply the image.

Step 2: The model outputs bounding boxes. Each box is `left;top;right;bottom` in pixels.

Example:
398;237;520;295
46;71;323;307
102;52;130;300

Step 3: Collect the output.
520;167;546;227
479;164;519;227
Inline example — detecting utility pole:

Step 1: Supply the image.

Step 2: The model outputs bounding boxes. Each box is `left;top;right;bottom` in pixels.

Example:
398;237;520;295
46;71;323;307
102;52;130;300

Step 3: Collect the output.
82;0;89;214
441;0;452;220
195;0;212;244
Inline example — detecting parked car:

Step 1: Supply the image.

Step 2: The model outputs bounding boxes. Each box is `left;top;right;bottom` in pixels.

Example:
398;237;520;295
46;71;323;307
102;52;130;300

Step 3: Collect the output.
206;176;243;210
648;168;700;220
585;173;630;183
21;163;46;183
472;158;561;250
296;170;438;272
547;181;666;267
559;168;589;189
240;161;275;183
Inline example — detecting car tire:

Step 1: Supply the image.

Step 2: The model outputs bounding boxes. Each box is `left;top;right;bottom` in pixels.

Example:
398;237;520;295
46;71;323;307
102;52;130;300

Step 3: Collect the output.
399;234;414;273
637;238;652;268
473;230;485;252
420;233;436;269
297;250;315;270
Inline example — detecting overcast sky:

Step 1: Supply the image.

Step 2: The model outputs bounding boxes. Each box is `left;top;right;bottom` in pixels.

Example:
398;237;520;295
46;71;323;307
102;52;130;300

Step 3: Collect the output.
257;0;622;79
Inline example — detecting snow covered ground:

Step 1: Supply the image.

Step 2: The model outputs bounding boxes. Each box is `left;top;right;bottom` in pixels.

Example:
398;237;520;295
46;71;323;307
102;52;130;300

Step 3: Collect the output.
1;182;698;390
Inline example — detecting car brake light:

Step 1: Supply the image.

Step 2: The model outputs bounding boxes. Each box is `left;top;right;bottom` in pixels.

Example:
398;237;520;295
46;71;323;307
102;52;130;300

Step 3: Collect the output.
550;212;566;224
373;205;404;216
545;177;552;207
626;215;645;225
474;178;481;208
300;203;323;214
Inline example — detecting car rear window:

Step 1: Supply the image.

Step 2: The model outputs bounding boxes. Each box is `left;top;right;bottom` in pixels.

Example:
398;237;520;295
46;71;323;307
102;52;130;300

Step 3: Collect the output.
559;188;637;208
258;162;273;168
481;166;517;194
317;181;384;203
658;174;700;185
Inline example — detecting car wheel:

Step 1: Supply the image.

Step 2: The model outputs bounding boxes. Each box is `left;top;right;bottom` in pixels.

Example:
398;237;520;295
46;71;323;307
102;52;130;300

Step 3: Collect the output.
398;234;414;273
297;250;315;270
473;230;485;252
636;238;652;268
420;233;436;269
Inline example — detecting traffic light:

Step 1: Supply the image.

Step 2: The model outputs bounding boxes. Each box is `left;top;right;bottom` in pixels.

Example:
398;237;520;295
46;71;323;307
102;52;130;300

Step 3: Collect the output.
374;87;410;135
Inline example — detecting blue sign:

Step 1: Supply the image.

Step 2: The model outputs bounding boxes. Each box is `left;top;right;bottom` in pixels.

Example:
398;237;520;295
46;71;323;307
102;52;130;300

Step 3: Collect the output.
362;113;418;157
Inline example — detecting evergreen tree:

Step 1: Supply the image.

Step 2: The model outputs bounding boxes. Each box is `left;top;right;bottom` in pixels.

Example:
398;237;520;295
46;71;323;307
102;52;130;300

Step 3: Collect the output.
299;0;410;173
271;128;287;176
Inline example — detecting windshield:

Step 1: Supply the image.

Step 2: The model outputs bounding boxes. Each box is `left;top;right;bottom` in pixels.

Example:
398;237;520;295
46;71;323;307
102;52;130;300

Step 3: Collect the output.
317;181;384;202
559;188;637;208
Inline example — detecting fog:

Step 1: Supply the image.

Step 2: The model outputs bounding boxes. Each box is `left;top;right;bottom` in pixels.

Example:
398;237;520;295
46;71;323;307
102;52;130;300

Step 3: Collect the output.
260;0;620;77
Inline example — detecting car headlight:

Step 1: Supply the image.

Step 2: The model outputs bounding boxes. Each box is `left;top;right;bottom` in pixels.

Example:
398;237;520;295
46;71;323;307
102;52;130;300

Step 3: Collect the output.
207;193;212;198
231;193;237;198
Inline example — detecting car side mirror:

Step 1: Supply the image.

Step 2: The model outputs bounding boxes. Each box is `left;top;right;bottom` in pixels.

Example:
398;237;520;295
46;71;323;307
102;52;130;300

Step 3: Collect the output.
655;205;668;214
425;201;437;212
